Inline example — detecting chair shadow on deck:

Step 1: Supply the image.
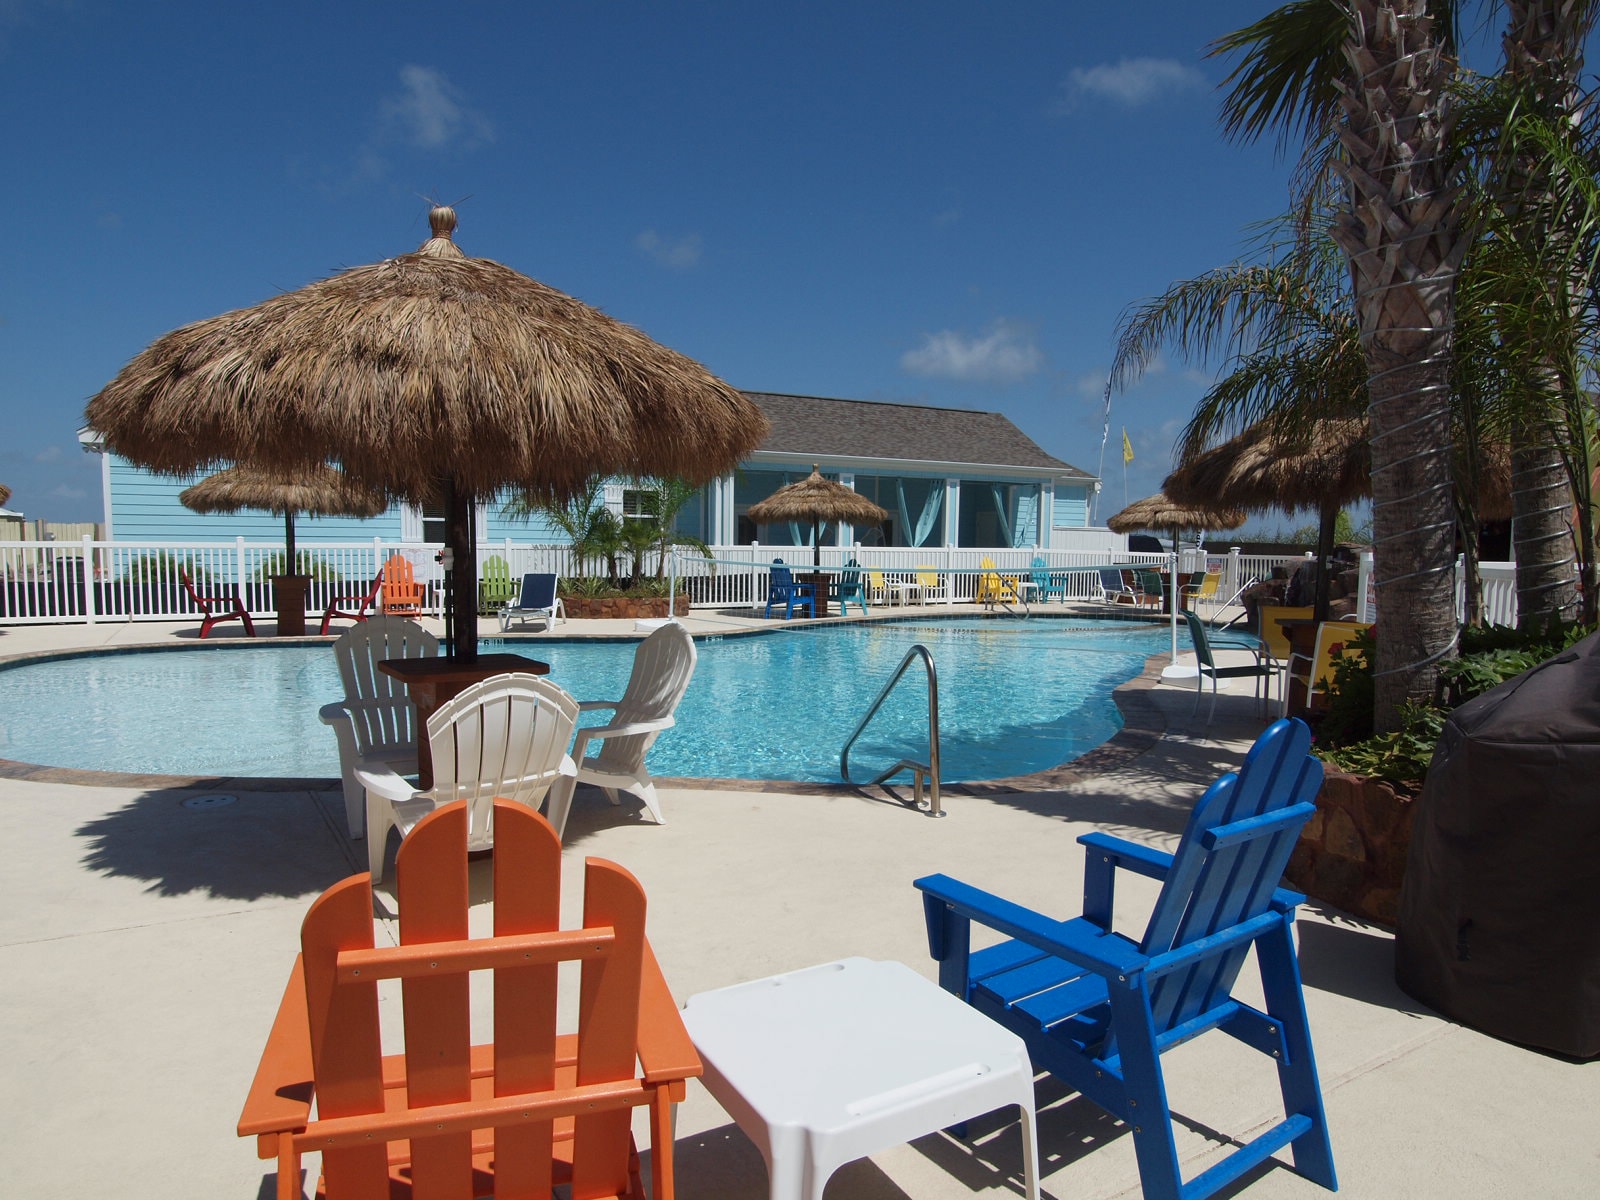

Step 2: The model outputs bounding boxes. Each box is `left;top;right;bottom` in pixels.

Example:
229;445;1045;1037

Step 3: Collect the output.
75;786;358;902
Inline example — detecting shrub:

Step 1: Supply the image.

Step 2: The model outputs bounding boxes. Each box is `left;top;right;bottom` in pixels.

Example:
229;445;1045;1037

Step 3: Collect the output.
1314;618;1594;787
251;553;342;583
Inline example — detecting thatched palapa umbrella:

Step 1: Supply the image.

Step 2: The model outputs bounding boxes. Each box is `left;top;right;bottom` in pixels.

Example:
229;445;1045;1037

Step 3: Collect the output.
1164;418;1367;622
179;465;388;635
0;483;10;507
87;206;769;660
746;465;889;566
1106;491;1246;550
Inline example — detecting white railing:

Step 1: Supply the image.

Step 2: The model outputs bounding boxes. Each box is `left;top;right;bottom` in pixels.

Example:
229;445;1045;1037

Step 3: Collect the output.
0;537;1522;628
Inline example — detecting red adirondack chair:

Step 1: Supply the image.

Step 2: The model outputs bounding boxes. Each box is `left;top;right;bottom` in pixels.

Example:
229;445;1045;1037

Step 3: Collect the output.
319;572;383;635
179;569;256;638
238;800;701;1200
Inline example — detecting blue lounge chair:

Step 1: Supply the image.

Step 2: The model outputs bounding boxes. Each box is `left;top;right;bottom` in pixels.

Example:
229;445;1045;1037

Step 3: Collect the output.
916;718;1337;1200
499;571;566;632
1029;556;1068;602
764;559;815;619
836;558;869;615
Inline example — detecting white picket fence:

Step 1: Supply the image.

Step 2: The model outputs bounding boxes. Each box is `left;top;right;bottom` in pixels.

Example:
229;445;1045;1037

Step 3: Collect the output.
0;537;1518;627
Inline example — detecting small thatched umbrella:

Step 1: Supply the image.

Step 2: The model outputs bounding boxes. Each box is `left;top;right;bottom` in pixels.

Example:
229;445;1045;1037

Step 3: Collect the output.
0;483;10;507
1165;418;1367;621
87;206;769;660
179;465;389;635
1106;491;1246;550
746;465;888;566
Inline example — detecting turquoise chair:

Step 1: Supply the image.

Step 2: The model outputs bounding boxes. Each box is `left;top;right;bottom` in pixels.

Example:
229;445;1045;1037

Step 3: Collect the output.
836;558;869;615
1029;556;1068;602
917;718;1337;1200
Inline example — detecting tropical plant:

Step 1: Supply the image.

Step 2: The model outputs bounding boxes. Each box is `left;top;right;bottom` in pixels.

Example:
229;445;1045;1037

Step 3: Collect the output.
502;479;625;582
251;552;341;582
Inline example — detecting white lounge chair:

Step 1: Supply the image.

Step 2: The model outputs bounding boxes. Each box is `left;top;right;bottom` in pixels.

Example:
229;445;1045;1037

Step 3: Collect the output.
547;622;697;837
354;672;578;880
318;616;438;839
500;571;566;632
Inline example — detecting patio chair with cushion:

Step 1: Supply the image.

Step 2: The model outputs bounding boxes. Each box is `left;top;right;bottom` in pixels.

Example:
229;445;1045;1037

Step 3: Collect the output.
916;717;1337;1200
1097;567;1137;606
378;553;425;616
318;616;439;839
763;559;815;619
477;553;517;614
547;621;698;837
500;571;566;632
355;672;579;880
318;571;382;635
237;799;701;1200
179;568;256;638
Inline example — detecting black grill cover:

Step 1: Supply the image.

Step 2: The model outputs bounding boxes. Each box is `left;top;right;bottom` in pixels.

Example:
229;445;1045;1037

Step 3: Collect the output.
1395;632;1600;1058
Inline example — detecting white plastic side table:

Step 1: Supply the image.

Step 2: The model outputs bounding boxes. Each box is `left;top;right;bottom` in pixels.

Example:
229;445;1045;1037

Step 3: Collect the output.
682;957;1040;1200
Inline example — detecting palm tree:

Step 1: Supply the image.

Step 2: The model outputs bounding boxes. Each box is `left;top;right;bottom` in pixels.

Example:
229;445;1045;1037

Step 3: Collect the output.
502;479;624;581
1215;0;1466;729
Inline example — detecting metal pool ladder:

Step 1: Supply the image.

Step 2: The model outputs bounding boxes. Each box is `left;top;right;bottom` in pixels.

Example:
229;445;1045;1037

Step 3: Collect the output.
840;643;944;816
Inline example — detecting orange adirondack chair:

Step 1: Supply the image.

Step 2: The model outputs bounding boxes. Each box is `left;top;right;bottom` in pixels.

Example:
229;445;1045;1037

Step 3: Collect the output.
379;554;425;616
238;801;701;1200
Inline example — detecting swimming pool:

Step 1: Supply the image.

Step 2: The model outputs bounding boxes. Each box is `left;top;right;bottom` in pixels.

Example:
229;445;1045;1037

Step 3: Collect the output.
0;618;1170;784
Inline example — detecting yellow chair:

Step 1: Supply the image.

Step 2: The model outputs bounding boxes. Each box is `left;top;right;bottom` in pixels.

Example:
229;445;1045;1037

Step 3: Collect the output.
975;556;1020;607
915;565;949;605
866;570;890;604
1258;604;1314;661
1182;570;1222;611
1284;620;1372;716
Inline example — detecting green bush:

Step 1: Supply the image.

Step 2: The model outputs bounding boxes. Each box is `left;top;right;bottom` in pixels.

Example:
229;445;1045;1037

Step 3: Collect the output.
560;576;670;600
251;553;342;583
122;552;208;584
1315;619;1594;789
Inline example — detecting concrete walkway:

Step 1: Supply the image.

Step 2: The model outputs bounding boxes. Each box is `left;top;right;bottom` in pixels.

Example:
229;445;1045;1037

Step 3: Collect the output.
0;608;1593;1198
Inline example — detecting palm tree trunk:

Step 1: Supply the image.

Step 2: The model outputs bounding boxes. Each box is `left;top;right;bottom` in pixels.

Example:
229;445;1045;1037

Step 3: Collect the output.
1501;0;1591;628
1330;0;1464;729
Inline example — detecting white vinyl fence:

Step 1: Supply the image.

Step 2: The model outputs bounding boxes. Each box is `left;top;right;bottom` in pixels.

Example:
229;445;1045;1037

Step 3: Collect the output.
0;537;1519;628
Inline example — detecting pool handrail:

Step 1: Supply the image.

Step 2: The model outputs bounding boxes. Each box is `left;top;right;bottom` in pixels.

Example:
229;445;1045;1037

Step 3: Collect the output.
840;643;943;816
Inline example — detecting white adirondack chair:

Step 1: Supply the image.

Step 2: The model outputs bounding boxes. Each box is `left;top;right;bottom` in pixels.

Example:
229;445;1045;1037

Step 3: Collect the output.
354;673;579;880
547;622;698;837
318;616;439;838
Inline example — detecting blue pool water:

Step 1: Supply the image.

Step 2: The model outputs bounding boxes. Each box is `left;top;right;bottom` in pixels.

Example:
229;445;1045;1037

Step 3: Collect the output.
0;618;1169;783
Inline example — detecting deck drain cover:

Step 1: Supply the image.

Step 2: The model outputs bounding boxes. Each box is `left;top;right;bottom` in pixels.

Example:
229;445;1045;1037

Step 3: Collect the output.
182;793;238;811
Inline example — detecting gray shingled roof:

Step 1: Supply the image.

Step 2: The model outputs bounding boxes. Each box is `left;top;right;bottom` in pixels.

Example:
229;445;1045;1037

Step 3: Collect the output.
743;392;1094;480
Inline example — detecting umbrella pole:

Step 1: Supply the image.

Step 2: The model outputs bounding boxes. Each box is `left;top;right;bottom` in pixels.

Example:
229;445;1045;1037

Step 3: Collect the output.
444;479;477;662
284;511;297;576
813;518;821;568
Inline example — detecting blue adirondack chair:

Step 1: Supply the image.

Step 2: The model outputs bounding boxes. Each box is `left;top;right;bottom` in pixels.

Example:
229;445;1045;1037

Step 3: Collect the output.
1029;556;1068;602
915;718;1337;1200
764;559;816;619
836;558;869;615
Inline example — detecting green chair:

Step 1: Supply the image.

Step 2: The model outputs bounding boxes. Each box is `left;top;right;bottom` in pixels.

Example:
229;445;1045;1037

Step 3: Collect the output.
1184;610;1283;723
478;555;517;613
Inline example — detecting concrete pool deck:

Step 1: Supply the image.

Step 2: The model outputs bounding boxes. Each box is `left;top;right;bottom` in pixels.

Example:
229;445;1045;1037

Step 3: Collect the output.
0;608;1594;1198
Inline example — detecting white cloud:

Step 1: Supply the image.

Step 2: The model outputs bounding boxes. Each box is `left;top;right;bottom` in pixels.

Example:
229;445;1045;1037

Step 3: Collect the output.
635;229;703;270
380;65;493;150
1059;57;1205;109
32;445;61;463
901;319;1043;384
1075;369;1109;399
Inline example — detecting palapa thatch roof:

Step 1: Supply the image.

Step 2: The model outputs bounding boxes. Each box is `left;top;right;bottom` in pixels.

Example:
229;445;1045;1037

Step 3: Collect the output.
0;483;10;508
745;466;889;527
1164;418;1369;516
85;207;768;509
1106;492;1245;535
178;464;388;520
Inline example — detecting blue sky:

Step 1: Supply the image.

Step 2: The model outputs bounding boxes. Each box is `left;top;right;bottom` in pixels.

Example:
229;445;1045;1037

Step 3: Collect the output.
3;2;1566;531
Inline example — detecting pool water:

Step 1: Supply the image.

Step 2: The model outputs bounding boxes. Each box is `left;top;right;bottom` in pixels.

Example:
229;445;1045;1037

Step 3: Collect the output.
0;618;1169;783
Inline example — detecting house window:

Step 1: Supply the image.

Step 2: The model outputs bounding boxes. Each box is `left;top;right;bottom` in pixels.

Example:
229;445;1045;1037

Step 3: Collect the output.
421;502;446;544
621;488;659;522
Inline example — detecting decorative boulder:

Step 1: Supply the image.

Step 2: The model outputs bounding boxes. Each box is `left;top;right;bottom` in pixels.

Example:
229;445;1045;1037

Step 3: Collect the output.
1395;631;1600;1058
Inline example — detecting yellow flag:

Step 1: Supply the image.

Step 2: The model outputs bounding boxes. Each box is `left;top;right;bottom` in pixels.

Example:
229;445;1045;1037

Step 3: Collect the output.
1122;427;1134;465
